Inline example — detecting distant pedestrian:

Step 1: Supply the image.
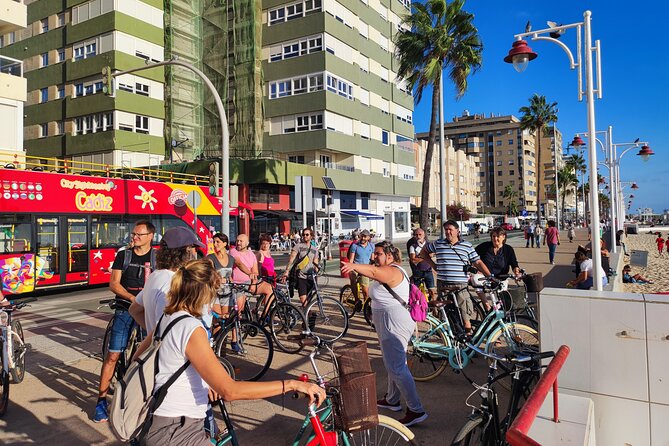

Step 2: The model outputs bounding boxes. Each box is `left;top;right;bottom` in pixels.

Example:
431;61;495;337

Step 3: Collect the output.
524;223;535;248
567;224;575;243
656;233;665;257
544;220;560;265
534;225;543;249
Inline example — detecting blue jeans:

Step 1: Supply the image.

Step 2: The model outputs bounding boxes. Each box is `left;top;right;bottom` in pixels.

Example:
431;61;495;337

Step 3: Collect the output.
548;243;557;263
412;269;435;290
108;309;135;353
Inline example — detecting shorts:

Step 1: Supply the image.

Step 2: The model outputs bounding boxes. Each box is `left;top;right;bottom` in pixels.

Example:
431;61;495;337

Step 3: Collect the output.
352;271;370;287
437;281;474;325
297;277;314;297
143;415;209;446
108;309;136;353
412;269;435;290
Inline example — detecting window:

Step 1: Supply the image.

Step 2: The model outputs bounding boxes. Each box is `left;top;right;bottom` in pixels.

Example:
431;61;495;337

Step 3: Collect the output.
309;74;323;92
95;82;103;93
508;139;514;145
382;130;389;145
74;46;85;61
105;112;113;131
509;170;515;176
135;83;149;96
497;171;503;176
286;3;304;20
509;160;514;165
58;49;65;62
58;13;65;27
340;192;356;209
118;82;133;93
296;115;310;132
57;85;65;99
269;8;286;25
85;43;97;58
75;83;84;97
360;192;369;210
496;160;503;166
41;19;49;33
40;123;48;137
41;53;49;67
289;155;305;164
57;121;64;135
135;116;149;134
85;84;94;95
496;140;502;146
75;117;84;135
40;88;48;103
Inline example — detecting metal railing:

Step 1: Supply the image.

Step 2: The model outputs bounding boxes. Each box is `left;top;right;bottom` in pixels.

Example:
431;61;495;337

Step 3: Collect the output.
0;55;23;77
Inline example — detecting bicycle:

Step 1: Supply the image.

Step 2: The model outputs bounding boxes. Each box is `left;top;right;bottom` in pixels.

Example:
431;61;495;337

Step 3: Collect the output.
99;298;144;392
208;327;418;445
450;343;555;445
300;273;349;343
211;284;274;382
0;297;36;416
406;277;539;383
339;280;373;328
469;273;538;331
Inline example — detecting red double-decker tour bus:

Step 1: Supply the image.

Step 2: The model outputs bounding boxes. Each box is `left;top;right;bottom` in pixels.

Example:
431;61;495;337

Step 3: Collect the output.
0;166;231;297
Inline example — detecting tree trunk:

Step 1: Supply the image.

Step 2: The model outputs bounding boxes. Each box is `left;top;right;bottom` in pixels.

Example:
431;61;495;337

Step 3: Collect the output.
536;129;542;222
419;84;441;231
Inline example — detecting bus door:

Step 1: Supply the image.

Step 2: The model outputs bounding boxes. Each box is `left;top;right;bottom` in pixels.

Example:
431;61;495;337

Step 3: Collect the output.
35;215;89;289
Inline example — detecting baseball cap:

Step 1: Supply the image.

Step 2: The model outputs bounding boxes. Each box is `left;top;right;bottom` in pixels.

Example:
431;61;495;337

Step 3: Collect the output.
359;229;371;237
163;227;206;249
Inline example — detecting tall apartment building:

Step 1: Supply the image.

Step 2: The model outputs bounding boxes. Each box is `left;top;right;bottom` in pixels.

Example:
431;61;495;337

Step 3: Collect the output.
0;0;27;156
416;112;539;216
0;0;167;168
1;0;420;239
538;125;565;219
412;138;478;226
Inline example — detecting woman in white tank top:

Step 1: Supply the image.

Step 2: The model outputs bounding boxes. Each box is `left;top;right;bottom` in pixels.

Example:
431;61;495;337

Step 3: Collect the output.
135;259;325;446
341;241;428;428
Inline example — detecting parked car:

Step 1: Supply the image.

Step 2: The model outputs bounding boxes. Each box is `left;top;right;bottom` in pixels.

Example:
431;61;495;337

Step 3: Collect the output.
457;221;470;236
479;223;489;234
500;222;514;231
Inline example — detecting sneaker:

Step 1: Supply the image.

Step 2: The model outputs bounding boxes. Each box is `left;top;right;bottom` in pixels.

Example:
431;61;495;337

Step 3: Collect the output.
93;399;108;423
377;398;402;412
231;342;246;355
551;261;555;265
398;408;428;427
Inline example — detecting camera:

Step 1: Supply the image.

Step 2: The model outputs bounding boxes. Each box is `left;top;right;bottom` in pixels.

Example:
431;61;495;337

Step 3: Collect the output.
463;264;478;274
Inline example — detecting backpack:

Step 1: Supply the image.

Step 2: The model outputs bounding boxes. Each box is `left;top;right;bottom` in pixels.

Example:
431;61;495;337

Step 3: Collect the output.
109;314;191;442
122;247;157;273
383;265;429;322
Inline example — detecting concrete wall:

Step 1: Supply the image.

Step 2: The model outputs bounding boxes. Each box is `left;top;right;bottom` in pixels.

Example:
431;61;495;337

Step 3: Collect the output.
540;287;669;445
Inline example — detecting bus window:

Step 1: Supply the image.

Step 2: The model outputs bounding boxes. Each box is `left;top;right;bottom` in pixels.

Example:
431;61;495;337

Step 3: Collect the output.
36;217;59;275
91;215;134;249
152;215;190;242
0;214;31;254
67;217;88;273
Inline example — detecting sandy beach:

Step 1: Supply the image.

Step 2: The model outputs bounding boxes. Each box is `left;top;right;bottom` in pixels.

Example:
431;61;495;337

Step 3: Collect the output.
622;232;669;294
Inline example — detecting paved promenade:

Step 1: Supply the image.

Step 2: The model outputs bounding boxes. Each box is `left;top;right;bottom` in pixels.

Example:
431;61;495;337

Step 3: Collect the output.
0;228;585;445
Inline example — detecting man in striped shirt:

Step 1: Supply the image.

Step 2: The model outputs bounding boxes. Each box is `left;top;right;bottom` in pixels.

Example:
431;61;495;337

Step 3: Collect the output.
419;220;491;335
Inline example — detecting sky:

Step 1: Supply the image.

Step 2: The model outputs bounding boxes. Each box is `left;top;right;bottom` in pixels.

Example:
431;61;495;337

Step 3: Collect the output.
411;1;669;215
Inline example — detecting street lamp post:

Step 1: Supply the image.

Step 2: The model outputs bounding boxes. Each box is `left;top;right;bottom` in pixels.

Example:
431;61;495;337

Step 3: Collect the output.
505;11;605;290
109;59;231;236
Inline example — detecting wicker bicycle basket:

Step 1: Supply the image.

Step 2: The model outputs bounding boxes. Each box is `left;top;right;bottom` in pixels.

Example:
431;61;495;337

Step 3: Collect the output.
330;341;379;432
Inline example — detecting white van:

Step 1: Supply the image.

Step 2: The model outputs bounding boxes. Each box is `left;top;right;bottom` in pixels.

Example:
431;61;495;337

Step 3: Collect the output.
457;221;470;236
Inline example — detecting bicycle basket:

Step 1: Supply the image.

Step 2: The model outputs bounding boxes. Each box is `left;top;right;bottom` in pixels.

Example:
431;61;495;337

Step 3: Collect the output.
524;273;544;293
333;341;372;376
330;372;378;433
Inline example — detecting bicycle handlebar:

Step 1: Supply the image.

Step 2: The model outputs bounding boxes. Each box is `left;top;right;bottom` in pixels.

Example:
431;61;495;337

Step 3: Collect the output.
3;296;37;311
465;341;554;364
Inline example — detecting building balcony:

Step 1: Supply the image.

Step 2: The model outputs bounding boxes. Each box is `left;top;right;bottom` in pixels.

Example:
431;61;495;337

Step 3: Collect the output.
0;0;26;35
0;55;26;102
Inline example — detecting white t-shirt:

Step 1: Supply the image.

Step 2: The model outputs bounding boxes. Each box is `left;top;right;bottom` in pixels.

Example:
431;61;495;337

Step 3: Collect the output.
579;258;608;286
135;269;175;334
153;311;209;419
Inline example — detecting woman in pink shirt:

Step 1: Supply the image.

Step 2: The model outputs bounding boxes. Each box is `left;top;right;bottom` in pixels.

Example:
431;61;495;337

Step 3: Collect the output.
230;234;274;323
544;220;560;265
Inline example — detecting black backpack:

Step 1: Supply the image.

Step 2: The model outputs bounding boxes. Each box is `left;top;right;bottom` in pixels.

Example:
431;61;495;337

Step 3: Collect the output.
121;247;157;273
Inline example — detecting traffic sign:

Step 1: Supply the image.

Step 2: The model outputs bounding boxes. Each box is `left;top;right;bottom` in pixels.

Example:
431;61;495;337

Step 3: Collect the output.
521;209;528;217
458;208;464;215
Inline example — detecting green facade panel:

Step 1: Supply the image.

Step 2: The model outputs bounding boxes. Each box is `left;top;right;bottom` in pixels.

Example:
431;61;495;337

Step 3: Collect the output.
2;31;64;61
66;52;164;83
394;177;421;196
67;12;163;47
264;131;327;154
64;130;163;156
391;87;414;111
265;90;327;118
27;0;63;23
114;91;165;119
262;14;325;45
392;119;413;138
262;53;326;83
25;135;66;158
393;146;415;166
65;94;114;118
25;100;65;125
140;0;164;9
26;63;65;90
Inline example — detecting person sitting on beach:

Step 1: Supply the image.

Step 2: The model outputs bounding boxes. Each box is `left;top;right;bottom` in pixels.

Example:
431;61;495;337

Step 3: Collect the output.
655;233;665;257
568;251;608;290
622;265;653;284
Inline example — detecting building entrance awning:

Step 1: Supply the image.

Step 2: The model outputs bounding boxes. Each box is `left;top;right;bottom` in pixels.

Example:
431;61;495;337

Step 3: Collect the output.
340;210;385;220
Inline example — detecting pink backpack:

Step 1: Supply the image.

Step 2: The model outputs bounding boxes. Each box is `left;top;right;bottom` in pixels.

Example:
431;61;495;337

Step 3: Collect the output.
384;265;428;322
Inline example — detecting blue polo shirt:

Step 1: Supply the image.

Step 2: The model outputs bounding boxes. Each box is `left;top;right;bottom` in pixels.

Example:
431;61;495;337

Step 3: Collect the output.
350;242;374;265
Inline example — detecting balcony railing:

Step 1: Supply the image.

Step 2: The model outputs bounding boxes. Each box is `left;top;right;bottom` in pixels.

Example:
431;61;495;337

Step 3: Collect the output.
0;55;23;77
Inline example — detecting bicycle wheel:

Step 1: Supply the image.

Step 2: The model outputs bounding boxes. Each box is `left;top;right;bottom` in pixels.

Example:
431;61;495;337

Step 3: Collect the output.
485;323;539;390
10;320;26;383
406;318;449;381
305;296;348;343
215;320;273;382
343;415;418;445
362;299;374;328
451;414;488;445
269;302;306;354
339;285;358;318
0;345;9;416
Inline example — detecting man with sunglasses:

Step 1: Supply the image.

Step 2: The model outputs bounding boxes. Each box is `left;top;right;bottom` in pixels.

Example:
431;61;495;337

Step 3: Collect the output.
94;220;155;423
282;228;320;306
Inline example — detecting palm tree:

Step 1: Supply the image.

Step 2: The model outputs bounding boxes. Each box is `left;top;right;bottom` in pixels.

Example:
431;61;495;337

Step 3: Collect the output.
502;185;518;216
565;153;586;224
557;166;577;225
395;0;483;230
519;94;558;222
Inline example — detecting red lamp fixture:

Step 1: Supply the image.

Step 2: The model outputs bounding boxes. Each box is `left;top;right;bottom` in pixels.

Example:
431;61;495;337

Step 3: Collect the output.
637;145;655;161
504;39;537;73
570;136;586;147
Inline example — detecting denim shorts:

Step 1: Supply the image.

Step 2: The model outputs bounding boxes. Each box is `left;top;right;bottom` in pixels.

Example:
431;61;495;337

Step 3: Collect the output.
108;309;135;353
413;269;435;289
